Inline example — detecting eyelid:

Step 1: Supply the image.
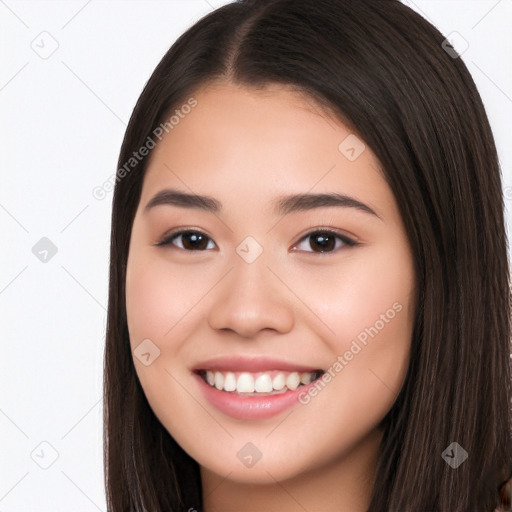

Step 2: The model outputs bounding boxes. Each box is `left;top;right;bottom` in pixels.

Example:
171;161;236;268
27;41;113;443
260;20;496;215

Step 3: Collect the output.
291;227;358;252
155;227;217;249
155;226;358;253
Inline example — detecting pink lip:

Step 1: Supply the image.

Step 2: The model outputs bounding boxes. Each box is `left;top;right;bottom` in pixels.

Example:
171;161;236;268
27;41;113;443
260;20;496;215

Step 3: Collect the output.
192;355;321;373
192;356;324;420
194;373;307;419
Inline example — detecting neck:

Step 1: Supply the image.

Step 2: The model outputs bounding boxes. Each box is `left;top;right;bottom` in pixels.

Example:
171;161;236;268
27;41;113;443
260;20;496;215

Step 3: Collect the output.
200;428;383;512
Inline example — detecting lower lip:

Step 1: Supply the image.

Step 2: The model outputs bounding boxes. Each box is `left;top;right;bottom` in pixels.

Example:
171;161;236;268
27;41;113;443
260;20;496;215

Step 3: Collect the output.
193;373;318;420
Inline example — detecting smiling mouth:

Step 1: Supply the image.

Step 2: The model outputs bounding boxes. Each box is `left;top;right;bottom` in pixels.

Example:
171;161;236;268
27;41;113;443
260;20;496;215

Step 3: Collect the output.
196;369;325;396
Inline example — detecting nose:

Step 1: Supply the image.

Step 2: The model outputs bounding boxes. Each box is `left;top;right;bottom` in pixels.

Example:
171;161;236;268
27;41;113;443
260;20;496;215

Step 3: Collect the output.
207;257;295;339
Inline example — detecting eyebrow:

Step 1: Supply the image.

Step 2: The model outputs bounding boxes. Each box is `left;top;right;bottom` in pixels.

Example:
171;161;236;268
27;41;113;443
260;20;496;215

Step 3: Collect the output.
144;188;380;219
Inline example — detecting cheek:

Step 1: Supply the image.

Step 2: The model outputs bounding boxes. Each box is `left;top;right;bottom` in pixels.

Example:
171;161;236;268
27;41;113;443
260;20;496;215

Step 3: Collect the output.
291;244;415;397
296;249;415;345
125;251;210;344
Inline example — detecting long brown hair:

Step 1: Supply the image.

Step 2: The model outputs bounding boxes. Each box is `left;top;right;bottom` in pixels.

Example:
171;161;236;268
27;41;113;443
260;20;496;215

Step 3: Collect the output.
103;1;512;510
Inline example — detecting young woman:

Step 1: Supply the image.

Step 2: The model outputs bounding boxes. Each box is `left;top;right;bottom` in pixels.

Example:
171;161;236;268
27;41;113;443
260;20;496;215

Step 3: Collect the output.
103;1;512;510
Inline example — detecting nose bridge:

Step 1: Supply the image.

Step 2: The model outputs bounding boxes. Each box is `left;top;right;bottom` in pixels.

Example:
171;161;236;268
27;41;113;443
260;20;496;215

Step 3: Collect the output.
228;233;275;297
207;242;294;337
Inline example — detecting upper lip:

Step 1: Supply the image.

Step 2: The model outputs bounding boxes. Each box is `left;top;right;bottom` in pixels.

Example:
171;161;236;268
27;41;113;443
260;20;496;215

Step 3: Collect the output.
192;356;323;373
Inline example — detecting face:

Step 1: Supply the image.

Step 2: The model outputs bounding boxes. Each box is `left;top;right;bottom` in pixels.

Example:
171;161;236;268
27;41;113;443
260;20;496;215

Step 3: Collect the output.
125;82;416;485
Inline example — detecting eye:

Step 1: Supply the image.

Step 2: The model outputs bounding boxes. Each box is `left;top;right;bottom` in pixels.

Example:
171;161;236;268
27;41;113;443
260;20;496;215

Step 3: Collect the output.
156;228;358;253
156;229;216;251
293;229;358;253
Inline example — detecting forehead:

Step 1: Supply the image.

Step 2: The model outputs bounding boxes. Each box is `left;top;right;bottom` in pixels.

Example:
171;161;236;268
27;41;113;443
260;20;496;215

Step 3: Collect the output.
140;82;393;219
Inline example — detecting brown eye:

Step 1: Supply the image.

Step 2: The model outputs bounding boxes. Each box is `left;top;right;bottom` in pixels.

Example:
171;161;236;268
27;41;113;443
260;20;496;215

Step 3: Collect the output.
294;230;357;253
309;232;336;252
157;230;215;251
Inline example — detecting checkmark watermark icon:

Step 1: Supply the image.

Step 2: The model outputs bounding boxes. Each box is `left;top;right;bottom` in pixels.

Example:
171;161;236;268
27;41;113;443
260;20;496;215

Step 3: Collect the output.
441;441;468;469
30;441;59;469
30;31;59;60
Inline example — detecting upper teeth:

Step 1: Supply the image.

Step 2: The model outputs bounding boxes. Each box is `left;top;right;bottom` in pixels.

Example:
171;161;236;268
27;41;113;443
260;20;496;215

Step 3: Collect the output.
204;370;319;394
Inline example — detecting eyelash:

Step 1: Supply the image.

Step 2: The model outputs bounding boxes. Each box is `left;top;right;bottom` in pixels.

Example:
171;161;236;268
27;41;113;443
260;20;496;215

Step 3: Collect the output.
155;227;358;254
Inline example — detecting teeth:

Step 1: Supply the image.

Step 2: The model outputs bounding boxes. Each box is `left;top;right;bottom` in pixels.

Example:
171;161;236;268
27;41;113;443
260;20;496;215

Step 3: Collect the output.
224;372;236;392
300;372;313;385
214;372;224;390
255;374;273;392
286;372;301;390
202;369;321;394
236;373;255;393
272;373;285;390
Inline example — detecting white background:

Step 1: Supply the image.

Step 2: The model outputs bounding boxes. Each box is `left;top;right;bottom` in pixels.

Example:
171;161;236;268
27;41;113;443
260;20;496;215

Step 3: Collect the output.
1;1;511;510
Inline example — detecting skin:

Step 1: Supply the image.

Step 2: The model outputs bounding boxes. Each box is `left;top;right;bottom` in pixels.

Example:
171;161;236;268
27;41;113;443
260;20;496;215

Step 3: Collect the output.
125;82;416;512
